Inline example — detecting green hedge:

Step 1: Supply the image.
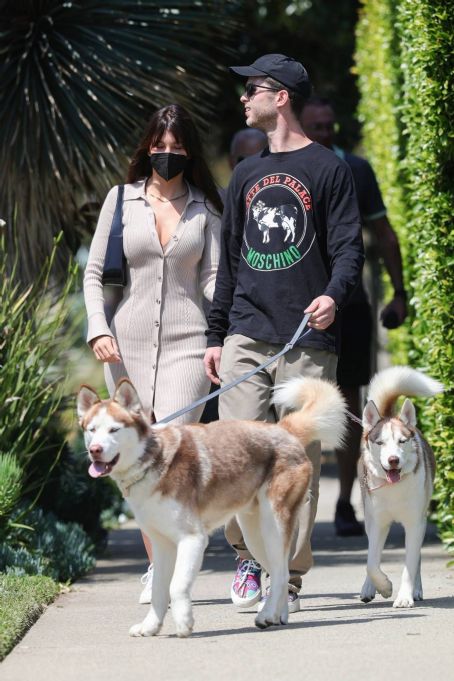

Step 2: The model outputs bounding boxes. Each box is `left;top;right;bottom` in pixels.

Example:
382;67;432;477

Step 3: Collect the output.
0;574;59;661
396;0;454;553
355;1;454;553
354;0;410;364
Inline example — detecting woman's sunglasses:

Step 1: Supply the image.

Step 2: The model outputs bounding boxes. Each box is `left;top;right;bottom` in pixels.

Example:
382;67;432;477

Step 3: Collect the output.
244;83;282;99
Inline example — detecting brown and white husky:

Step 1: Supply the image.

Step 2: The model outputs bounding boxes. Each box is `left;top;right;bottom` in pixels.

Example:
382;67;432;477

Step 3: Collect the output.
359;366;443;608
77;376;346;637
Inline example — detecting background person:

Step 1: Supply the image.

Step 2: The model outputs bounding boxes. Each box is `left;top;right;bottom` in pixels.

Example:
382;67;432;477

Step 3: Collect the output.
300;96;407;536
84;103;222;603
204;54;364;613
229;128;268;169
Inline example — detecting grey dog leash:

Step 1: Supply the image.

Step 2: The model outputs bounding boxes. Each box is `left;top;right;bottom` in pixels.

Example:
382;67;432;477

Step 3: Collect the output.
156;312;363;428
156;313;312;425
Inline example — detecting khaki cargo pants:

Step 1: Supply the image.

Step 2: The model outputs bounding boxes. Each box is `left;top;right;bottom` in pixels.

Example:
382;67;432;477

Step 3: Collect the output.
219;333;337;591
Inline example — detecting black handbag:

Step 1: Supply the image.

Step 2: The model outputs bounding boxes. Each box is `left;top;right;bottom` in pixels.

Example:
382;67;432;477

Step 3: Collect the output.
102;184;126;287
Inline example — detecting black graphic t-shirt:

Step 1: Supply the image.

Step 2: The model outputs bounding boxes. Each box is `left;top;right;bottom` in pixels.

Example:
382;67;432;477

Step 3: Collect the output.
207;142;364;353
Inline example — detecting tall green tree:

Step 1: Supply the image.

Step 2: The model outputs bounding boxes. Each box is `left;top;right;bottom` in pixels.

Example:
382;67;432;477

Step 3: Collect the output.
0;0;240;282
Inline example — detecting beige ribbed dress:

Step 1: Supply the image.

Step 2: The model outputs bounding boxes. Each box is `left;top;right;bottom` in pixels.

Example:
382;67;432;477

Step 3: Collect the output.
83;180;221;423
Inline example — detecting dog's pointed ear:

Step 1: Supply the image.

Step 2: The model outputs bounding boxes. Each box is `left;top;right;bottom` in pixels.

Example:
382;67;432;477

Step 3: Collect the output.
77;385;100;420
363;400;382;431
399;398;417;427
114;378;143;413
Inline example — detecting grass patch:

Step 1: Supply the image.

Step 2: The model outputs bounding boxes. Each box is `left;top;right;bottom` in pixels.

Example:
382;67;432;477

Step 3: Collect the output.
0;574;60;661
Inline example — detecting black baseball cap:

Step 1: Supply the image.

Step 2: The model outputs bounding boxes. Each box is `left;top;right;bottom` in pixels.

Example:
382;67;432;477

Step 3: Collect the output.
229;54;311;98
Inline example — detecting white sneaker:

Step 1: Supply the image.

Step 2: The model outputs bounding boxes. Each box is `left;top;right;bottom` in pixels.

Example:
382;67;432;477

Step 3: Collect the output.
257;587;301;614
139;564;154;604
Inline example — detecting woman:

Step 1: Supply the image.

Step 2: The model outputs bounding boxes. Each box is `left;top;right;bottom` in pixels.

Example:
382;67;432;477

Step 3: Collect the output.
83;104;222;603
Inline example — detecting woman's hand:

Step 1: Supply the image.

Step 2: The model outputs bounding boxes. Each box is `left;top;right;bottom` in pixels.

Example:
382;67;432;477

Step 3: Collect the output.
90;335;121;363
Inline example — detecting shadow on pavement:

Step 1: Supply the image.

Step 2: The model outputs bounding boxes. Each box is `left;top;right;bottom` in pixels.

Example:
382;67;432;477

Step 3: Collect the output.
185;611;426;639
421;596;454;609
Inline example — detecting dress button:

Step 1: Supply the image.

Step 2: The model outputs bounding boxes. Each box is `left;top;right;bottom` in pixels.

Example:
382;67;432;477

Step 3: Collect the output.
156;299;161;304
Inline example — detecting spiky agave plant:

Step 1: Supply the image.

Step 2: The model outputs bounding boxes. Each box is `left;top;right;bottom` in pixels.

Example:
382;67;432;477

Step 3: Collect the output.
0;0;240;282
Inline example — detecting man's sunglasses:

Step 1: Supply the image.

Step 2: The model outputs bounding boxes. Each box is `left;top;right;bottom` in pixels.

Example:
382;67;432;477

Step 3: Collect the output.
244;83;282;98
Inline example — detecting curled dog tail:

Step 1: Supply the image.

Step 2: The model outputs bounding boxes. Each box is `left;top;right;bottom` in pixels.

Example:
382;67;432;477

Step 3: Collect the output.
368;366;443;417
273;377;347;450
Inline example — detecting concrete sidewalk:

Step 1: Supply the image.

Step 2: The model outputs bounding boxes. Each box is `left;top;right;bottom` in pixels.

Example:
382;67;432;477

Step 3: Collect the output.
2;465;453;681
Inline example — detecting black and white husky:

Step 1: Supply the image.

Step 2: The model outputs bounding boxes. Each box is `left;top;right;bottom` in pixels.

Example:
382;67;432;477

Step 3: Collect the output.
359;366;443;608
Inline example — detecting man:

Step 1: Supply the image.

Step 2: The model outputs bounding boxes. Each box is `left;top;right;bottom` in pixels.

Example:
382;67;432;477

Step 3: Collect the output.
204;54;364;612
300;96;407;536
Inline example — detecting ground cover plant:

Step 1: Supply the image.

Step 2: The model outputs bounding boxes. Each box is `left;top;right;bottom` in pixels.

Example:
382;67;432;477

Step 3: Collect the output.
0;574;60;661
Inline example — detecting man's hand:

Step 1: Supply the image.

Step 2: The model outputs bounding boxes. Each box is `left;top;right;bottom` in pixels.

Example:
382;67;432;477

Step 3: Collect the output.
204;346;222;385
90;335;121;363
305;295;336;330
380;295;407;329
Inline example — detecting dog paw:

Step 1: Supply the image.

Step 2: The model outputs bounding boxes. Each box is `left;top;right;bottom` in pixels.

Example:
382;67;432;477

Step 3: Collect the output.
175;622;193;638
413;588;423;601
393;592;414;608
279;605;289;626
360;577;376;603
129;621;161;637
373;575;392;599
255;609;282;629
175;615;194;638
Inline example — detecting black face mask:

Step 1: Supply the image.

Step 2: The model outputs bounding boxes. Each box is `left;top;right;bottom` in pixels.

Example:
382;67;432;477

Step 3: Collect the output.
149;152;188;181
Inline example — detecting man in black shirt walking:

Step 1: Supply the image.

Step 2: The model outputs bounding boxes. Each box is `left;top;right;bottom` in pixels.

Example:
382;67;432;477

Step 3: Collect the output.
204;54;364;613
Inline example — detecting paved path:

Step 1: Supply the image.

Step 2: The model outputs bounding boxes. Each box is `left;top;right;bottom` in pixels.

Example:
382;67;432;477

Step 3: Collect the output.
2;465;453;681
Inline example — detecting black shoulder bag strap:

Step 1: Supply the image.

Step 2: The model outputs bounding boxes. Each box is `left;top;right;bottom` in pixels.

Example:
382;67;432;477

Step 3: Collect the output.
102;184;126;287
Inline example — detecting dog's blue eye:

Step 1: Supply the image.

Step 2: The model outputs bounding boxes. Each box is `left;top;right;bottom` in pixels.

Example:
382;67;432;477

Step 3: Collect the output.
399;438;408;444
375;440;383;446
88;426;96;433
109;426;120;433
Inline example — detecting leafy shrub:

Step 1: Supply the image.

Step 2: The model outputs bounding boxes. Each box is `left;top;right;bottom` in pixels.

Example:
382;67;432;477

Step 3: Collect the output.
0;454;23;523
0;506;96;582
0;233;77;500
0;233;119;580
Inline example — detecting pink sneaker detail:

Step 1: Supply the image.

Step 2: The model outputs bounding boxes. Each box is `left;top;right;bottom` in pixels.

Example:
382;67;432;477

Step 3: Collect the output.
230;558;262;608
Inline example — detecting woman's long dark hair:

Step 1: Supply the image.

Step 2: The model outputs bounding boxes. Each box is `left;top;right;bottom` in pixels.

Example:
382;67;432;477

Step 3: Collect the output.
127;104;223;214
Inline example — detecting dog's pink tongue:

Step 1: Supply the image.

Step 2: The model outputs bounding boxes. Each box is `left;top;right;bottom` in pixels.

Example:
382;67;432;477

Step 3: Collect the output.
89;461;107;478
386;469;401;484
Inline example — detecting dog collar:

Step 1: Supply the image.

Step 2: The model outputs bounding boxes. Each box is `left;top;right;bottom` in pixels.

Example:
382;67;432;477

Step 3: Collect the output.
115;459;154;497
364;474;405;492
